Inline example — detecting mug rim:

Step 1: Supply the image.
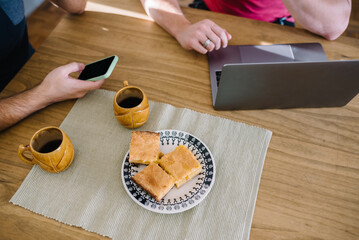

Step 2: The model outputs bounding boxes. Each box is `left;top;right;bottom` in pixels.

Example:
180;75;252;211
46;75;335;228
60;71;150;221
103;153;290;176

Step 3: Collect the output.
114;86;145;109
30;126;64;155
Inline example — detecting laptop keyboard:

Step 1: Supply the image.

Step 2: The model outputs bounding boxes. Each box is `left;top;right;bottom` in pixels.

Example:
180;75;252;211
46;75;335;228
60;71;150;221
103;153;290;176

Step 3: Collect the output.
215;71;222;87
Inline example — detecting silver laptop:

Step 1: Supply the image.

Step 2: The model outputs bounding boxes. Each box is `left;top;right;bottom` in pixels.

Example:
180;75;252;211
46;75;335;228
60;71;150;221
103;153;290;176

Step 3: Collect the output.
208;43;359;110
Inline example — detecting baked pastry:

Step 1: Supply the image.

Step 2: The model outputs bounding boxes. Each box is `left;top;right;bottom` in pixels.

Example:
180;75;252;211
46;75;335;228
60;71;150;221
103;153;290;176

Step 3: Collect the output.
159;145;202;188
132;163;174;202
129;131;160;164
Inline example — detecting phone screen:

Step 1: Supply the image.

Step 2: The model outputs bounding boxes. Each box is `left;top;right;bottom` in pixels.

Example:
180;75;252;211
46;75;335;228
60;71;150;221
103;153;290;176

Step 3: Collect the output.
78;56;115;80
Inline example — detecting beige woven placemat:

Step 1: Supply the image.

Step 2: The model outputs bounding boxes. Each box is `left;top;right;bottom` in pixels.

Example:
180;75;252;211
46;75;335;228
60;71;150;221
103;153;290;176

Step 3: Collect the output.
10;89;272;240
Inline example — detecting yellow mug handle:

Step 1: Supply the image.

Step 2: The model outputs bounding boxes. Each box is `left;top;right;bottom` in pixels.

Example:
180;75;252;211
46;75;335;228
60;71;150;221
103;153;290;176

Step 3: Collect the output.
17;144;35;165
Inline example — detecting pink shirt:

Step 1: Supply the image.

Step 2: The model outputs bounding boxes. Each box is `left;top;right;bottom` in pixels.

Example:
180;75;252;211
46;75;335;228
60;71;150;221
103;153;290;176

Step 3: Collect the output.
203;0;294;23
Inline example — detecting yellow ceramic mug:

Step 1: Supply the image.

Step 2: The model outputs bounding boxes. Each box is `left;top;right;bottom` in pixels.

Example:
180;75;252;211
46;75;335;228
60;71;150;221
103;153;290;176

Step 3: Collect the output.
113;81;149;129
17;126;74;173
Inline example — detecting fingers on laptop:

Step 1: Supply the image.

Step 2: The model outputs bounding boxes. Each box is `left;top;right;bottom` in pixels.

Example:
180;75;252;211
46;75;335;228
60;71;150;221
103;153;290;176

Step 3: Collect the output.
199;35;215;52
210;24;229;49
205;30;220;50
194;41;209;54
196;20;231;53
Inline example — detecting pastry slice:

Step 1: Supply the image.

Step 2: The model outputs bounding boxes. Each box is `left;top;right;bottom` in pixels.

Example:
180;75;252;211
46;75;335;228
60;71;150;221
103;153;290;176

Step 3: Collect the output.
132;163;174;202
159;145;202;188
129;131;160;164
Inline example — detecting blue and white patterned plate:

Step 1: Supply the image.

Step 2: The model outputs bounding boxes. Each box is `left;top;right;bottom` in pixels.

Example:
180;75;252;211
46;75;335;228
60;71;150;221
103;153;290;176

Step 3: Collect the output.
121;129;215;214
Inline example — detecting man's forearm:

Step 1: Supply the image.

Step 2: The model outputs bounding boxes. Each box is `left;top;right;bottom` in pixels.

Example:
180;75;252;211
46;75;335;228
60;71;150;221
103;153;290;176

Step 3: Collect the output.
0;86;50;131
282;0;351;40
140;0;191;38
49;0;87;14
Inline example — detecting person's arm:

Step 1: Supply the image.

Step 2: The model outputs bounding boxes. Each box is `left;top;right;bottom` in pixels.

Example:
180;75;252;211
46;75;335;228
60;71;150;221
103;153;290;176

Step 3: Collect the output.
49;0;87;14
282;0;351;40
0;63;104;131
140;0;231;54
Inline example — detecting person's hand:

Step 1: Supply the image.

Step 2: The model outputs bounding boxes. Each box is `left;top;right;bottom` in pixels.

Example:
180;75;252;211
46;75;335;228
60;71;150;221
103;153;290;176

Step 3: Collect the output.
37;62;105;103
175;19;232;54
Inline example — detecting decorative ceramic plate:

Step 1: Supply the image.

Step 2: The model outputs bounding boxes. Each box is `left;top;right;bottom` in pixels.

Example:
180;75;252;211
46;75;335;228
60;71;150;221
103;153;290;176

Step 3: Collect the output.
121;130;215;214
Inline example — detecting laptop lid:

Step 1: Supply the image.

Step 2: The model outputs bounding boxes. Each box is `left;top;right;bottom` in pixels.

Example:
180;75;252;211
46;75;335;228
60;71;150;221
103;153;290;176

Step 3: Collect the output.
208;43;327;106
214;60;359;110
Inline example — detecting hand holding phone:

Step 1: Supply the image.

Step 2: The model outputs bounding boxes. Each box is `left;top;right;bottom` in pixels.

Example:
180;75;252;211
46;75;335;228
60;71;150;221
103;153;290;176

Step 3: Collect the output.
78;55;118;81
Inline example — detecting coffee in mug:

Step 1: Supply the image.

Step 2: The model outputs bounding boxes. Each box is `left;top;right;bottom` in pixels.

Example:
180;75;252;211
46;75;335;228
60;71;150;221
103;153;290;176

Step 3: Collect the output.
118;97;143;108
17;126;74;173
113;81;149;129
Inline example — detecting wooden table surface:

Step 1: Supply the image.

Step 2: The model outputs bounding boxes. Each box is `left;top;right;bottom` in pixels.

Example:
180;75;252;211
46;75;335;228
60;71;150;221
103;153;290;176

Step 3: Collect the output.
1;0;358;239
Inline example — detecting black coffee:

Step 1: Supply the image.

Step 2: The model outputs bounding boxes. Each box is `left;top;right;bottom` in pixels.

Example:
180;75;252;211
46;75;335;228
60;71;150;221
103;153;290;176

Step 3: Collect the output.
39;140;62;153
119;97;142;108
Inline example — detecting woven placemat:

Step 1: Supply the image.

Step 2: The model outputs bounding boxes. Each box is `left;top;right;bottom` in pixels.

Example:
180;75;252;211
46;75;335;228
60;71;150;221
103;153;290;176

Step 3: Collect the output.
11;89;272;240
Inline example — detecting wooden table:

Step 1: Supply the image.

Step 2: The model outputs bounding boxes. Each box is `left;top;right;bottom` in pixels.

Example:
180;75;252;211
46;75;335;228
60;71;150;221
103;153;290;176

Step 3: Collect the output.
1;0;358;239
